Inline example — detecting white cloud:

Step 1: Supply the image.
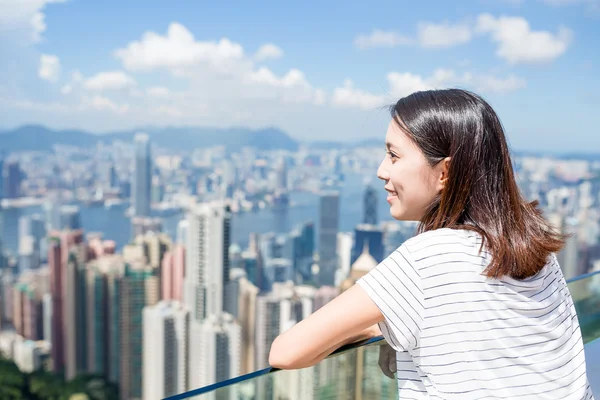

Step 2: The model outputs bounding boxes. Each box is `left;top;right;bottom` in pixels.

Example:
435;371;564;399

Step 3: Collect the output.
147;86;170;97
115;22;245;73
476;14;573;64
83;71;136;91
353;30;414;49
331;79;386;110
331;68;526;110
387;72;434;98
0;0;67;43
38;54;60;82
254;44;284;61
156;105;183;117
417;22;472;48
472;73;526;93
84;95;129;114
60;84;72;95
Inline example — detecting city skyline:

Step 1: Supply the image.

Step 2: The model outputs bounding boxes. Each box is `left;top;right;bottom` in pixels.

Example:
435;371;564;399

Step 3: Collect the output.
0;1;598;151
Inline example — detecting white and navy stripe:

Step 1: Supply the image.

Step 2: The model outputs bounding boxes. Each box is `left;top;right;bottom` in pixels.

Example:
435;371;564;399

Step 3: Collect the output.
357;228;594;400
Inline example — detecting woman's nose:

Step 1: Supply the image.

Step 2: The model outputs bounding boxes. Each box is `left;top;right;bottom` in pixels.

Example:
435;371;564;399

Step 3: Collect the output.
377;158;389;181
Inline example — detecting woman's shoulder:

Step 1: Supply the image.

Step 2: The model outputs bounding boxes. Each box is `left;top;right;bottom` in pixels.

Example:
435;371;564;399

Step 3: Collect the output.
402;227;481;254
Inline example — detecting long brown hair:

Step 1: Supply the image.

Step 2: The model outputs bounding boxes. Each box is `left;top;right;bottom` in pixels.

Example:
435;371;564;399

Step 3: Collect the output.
391;89;565;279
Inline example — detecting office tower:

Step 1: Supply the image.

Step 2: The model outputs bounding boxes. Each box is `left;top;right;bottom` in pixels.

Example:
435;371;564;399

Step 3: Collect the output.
119;263;159;400
255;283;316;369
184;202;231;322
234;273;259;375
318;192;340;286
559;217;581;280
162;245;185;302
60;205;82;230
336;232;353;286
44;200;62;231
109;163;118;188
42;293;51;342
64;232;90;380
363;184;378;225
47;230;87;378
382;221;407;257
189;313;241;389
19;236;39;273
287;222;315;284
3;160;22;199
133;231;172;271
152;176;164;204
176;219;189;246
143;301;190;399
131;216;163;239
275;158;288;190
0;155;3;199
85;255;124;379
351;224;384;266
133;133;152;217
48;237;63;373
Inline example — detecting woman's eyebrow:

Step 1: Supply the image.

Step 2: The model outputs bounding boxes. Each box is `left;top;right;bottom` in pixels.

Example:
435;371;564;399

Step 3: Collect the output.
386;142;399;152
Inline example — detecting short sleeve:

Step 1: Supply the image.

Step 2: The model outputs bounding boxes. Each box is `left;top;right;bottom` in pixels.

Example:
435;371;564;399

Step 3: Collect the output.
356;244;424;352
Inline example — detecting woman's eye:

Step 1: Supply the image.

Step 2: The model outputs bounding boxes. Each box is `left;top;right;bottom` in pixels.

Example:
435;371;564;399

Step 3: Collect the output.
387;151;398;161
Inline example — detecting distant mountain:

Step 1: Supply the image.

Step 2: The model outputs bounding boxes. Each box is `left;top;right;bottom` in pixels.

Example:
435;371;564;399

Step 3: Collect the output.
0;125;299;152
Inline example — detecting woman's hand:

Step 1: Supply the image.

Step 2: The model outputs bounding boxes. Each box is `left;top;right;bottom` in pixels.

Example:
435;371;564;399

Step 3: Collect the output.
378;343;397;379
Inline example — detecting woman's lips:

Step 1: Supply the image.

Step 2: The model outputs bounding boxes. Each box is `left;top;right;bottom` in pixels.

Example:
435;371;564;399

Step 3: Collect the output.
386;191;397;203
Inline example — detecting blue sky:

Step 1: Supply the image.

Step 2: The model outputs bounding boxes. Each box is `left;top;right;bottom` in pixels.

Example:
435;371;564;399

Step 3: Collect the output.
0;0;598;151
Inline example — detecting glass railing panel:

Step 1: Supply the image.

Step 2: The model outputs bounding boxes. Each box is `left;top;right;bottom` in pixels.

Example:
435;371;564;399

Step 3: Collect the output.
569;271;600;343
171;338;398;400
168;270;600;400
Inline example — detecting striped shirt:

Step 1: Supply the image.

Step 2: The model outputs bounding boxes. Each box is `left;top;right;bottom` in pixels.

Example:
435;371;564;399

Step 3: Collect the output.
357;228;594;400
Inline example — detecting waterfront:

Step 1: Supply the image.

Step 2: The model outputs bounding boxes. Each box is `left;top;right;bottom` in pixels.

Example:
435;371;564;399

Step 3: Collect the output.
1;174;396;256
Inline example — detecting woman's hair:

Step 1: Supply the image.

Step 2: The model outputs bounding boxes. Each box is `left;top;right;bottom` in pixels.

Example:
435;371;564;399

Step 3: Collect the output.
390;89;565;279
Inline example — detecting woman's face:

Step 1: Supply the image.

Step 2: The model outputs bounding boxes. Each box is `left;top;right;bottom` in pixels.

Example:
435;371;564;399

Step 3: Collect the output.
377;119;446;221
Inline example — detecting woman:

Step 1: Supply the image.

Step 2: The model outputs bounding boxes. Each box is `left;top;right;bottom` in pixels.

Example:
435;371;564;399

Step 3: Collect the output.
269;89;594;399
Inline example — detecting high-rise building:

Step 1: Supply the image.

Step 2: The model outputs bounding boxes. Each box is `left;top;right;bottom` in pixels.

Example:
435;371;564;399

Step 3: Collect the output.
189;313;241;389
85;255;125;379
162;245;185;302
363;184;378;225
19;236;39;273
255;283;316;369
60;205;82;230
2;160;22;199
133;133;152;217
143;301;190;399
275;158;288;190
131;216;162;239
119;263;159;400
64;232;90;380
176;219;189;246
351;224;384;266
559;217;582;280
318;192;339;286
184;202;231;321
336;232;353;286
48;237;64;373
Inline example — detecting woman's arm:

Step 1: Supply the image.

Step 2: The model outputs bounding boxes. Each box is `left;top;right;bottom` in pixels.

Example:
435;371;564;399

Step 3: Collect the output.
268;284;384;369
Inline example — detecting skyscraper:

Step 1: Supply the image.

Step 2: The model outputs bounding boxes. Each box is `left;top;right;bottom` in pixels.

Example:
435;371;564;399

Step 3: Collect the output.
133;133;152;217
351;224;384;266
2;160;22;199
318;192;339;286
60;205;82;230
143;300;190;399
184;202;231;321
363;184;378;225
189;313;241;389
119;263;159;400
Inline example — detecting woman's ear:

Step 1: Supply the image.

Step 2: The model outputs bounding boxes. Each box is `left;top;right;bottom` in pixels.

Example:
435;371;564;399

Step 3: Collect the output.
436;157;451;191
